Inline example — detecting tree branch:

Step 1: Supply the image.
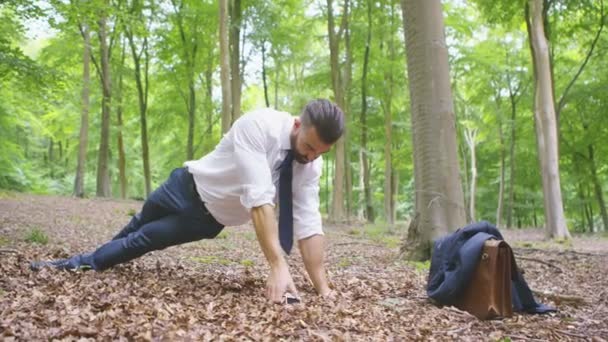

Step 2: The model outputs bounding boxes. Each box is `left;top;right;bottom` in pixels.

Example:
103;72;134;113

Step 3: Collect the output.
556;0;605;120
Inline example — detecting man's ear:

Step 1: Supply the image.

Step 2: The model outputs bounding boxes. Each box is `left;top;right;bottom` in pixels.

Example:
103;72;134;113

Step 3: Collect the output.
293;117;302;129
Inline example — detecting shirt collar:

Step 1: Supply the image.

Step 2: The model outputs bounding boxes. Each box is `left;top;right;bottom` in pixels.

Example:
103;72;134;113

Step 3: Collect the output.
279;116;294;151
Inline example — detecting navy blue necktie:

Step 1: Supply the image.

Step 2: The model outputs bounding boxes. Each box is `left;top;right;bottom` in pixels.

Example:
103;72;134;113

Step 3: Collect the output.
278;150;294;255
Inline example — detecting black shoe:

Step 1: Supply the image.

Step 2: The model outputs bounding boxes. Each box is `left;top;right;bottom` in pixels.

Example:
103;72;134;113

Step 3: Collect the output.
30;255;93;272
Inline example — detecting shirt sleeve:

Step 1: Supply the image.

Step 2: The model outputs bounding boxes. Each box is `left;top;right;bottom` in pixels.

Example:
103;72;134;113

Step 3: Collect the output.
292;157;324;241
231;117;276;210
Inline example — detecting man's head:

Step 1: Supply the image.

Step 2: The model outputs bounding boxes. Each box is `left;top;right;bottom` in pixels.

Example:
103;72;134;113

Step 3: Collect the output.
290;99;345;164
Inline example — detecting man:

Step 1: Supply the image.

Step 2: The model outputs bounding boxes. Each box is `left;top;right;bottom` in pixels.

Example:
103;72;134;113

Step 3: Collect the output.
31;99;344;303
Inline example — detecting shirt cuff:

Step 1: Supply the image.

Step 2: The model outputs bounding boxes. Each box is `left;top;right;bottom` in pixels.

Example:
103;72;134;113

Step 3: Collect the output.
239;184;276;210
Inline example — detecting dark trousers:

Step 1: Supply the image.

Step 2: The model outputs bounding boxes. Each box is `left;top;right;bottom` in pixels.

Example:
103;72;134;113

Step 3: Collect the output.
81;167;224;271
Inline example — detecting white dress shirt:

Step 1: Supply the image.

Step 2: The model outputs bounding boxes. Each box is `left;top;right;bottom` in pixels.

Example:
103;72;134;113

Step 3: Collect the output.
184;108;323;241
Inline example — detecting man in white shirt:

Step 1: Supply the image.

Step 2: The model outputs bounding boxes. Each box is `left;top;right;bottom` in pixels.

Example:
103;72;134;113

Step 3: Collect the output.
31;99;344;303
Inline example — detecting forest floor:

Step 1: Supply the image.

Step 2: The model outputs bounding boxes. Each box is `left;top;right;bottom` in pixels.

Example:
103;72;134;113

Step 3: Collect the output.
1;194;607;341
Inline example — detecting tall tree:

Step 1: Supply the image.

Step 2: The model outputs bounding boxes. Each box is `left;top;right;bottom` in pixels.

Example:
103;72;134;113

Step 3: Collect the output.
96;3;112;197
526;0;570;239
327;0;349;222
219;0;232;133
73;23;91;198
360;0;374;223
229;0;242;123
116;36;127;199
125;0;152;197
400;0;467;260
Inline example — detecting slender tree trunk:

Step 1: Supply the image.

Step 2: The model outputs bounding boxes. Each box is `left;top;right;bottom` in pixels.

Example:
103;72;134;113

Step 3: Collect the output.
344;12;353;222
74;24;90;198
261;41;270;107
219;0;232;133
588;144;608;231
401;0;467;260
187;77;196;160
383;0;397;227
327;0;348;222
229;0;242;123
274;60;279;109
383;100;394;226
204;56;214;153
360;0;374;223
96;12;112;197
464;128;477;222
116;38;127;199
127;30;151;197
496;111;506;228
507;85;518;228
527;0;570;239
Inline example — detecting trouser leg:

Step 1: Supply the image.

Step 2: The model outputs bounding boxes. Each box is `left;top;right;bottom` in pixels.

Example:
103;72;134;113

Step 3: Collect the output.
112;167;198;240
87;212;224;271
81;167;223;270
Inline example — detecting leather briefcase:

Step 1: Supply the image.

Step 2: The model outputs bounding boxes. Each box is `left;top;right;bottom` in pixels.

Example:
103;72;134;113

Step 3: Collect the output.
454;239;514;319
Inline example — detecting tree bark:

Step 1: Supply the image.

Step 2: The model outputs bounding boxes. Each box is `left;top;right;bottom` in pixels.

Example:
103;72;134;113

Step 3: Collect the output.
73;23;90;198
401;0;467;260
327;0;349;223
527;0;570;239
96;10;112;197
496;103;506;228
506;74;519;229
126;24;151;197
464;128;477;222
588;144;608;231
229;0;242;123
261;40;270;107
360;0;374;223
219;0;232;133
116;38;127;199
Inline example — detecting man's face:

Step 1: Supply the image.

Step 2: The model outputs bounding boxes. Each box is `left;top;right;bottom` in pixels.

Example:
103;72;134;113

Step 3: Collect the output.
290;119;333;164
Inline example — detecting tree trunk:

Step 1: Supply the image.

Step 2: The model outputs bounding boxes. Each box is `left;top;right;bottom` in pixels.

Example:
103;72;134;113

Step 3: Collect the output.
187;77;196;160
127;29;151;198
527;0;570;239
344;11;353;221
588;144;608;231
229;0;242;123
506;80;518;229
204;54;214;153
360;0;374;223
273;60;279;109
219;0;232;134
74;24;90;198
401;0;467;260
327;0;349;223
96;11;112;197
464;128;477;222
116;38;127;199
496;110;506;228
261;41;270;107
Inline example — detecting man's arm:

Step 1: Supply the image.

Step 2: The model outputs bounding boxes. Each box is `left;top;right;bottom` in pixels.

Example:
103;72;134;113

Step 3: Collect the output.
251;204;298;302
298;234;331;296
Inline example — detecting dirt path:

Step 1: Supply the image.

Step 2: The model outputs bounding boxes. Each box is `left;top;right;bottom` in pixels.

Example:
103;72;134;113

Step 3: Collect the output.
1;194;607;340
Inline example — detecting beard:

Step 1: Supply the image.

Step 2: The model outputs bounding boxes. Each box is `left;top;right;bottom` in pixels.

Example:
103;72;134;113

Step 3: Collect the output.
293;149;310;164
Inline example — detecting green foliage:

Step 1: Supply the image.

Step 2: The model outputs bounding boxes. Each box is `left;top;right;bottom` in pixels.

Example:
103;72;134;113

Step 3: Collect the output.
190;255;231;266
362;223;402;248
24;228;49;245
239;259;255;267
0;236;9;246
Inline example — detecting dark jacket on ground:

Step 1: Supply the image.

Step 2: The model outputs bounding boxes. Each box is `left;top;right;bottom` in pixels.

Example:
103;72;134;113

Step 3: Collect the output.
427;221;555;314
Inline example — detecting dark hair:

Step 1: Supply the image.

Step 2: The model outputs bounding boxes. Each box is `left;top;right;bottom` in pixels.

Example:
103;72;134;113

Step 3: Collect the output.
300;99;345;144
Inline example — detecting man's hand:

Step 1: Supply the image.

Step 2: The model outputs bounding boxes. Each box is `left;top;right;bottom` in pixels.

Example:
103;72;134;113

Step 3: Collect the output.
251;204;298;303
267;262;298;303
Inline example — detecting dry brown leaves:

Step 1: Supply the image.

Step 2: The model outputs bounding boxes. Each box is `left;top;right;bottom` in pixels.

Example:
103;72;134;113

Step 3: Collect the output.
1;194;607;341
